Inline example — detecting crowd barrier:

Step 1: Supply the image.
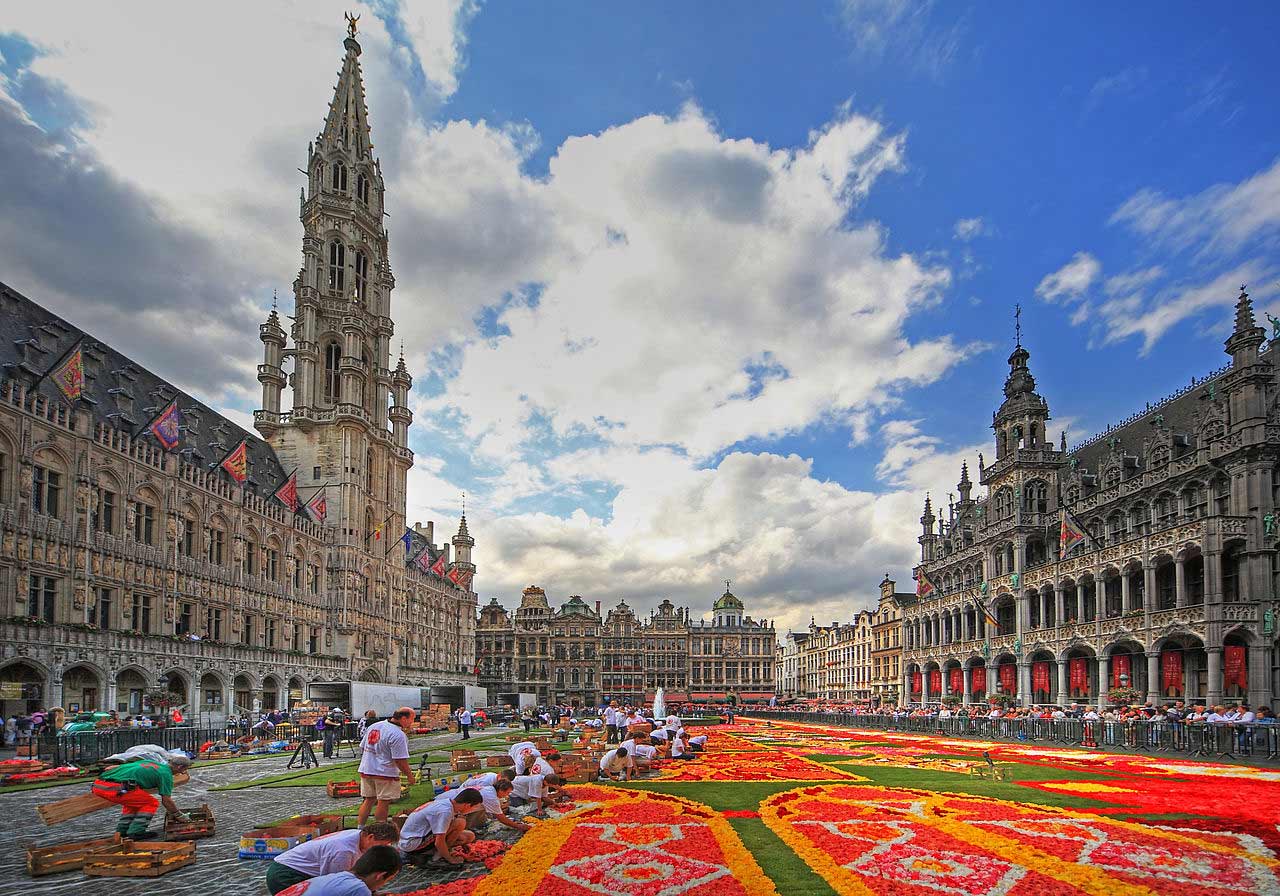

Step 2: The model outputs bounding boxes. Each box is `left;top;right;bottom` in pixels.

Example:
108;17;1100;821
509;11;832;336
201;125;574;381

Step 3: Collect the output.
747;711;1280;763
29;720;362;766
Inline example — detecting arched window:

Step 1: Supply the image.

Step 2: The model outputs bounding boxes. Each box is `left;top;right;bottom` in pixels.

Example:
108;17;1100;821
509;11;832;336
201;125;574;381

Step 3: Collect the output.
1129;502;1149;535
995;487;1014;519
330;161;348;192
324;342;341;402
1022;480;1048;514
353;250;368;303
1154;492;1177;527
1214;475;1230;514
366;447;374;492
1182;481;1207;518
328;241;345;294
356;173;369;204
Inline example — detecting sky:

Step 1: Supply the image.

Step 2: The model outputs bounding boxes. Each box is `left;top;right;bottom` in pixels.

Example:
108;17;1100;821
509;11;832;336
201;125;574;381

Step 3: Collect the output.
3;2;1279;634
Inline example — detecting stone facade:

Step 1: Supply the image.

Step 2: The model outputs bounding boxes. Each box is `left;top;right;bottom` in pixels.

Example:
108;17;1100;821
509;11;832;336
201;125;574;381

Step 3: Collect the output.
0;27;477;724
871;576;909;706
903;292;1280;711
477;586;776;707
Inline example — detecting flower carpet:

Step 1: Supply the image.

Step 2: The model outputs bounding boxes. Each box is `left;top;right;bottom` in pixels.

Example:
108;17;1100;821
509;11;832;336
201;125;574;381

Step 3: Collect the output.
388;719;1280;896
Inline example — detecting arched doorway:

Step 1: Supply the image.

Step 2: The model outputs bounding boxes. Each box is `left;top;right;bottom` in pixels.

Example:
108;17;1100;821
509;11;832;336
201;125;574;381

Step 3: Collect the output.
0;661;45;716
907;663;922;704
199;673;224;714
62;665;102;713
1223;631;1251;704
993;655;1017;703
1028;650;1055;705
1064;647;1096;703
288;676;305;708
967;658;987;703
262;676;281;711
116;669;147;715
1106;640;1147;701
233;674;254;715
164;671;188;712
1155;635;1206;704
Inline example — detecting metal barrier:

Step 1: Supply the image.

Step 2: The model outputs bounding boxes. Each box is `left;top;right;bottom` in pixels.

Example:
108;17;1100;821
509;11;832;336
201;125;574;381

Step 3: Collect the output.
745;712;1280;764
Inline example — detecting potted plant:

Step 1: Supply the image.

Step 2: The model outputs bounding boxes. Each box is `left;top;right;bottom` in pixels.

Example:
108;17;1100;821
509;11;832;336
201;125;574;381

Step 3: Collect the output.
1107;686;1143;706
941;695;962;707
988;692;1018;709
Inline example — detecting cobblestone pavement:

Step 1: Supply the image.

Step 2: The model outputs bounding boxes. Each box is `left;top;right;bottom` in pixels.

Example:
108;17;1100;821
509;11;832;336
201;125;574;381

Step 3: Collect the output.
0;730;520;896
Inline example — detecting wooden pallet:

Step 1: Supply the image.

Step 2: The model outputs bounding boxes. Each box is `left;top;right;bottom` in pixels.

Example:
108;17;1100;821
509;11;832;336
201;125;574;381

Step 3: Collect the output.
25;834;124;877
164;804;215;840
279;814;344;834
484;754;514;767
197;751;234;760
451;757;481;772
83;840;195;877
326;780;361;798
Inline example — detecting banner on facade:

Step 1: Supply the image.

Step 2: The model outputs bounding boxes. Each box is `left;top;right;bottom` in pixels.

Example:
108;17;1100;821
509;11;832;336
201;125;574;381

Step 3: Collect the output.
1224;645;1247;690
970;666;986;694
273;469;300;512
304;488;328;523
910;670;922;695
929;669;942;695
949;667;963;694
998;662;1016;694
1069;657;1088;695
916;570;937;599
1110;652;1132;688
220;440;248;482
1032;661;1051;695
48;342;85;402
1161;649;1183;695
148;399;182;451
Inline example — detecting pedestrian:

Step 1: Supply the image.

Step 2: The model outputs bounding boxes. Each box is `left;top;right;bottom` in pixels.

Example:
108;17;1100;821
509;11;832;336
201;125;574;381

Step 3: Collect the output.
274;845;402;896
356;707;415;826
3;714;15;748
459;706;472;740
521;706;534;733
265;822;400;895
90;755;192;840
316;713;333;759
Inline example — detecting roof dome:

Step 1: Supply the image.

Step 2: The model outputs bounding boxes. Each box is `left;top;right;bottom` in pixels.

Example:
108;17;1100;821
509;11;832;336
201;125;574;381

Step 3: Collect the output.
713;587;743;611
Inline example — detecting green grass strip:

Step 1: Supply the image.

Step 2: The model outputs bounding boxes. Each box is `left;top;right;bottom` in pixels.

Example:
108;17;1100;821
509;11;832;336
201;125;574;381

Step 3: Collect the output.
728;816;837;896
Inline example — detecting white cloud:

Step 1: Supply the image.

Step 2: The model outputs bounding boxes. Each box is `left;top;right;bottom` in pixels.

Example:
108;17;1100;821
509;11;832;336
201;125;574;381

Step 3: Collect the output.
837;0;966;80
953;216;985;241
1035;251;1101;303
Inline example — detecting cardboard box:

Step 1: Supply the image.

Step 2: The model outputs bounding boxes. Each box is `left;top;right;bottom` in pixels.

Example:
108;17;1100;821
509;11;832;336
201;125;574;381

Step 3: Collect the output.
238;824;320;859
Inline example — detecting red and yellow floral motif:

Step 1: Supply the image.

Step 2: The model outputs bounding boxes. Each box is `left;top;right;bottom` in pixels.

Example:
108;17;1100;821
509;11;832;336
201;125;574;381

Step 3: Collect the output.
651;749;865;782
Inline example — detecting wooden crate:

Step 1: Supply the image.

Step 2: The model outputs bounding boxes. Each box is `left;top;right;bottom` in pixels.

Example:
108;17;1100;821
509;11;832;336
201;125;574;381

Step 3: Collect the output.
83;840;195;878
281;814;344;834
326;780;361;798
197;750;234;760
26;834;124;877
534;738;554;752
164;804;215;840
484;754;514;768
451;756;481;772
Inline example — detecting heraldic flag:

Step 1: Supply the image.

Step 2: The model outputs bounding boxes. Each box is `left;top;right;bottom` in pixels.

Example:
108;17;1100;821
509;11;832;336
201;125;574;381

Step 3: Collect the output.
273;469;300;513
415;546;434;573
220;440;248;483
149;400;182;451
430;554;447;577
916;569;938;599
1060;506;1092;557
305;489;327;523
50;343;85;402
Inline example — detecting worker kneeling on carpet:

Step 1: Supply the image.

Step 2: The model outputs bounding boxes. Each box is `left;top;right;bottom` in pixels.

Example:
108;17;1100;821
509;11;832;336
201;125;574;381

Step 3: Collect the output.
90;753;191;839
398;787;483;865
275;844;402;896
266;822;400;895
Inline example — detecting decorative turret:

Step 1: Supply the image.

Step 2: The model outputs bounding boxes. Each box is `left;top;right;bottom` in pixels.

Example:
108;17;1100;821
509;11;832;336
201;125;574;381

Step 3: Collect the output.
257;295;287;419
1225;285;1266;368
957;461;972;504
452;508;475;584
919;493;939;562
992;307;1051;462
920;493;935;535
389;346;413;448
712;581;745;627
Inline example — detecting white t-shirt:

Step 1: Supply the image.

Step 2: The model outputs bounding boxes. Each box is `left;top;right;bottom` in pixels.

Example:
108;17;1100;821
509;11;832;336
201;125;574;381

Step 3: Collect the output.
530;757;556;776
650;729;669;741
461;772;499;789
605;708;618;725
632;744;657;760
600;749;628;773
672;739;689;758
690;735;707;746
664;714;678;727
511;774;544;800
619;738;637;754
509;742;539;773
435;784;501;816
275;829;362;876
459;710;473;725
358;720;410;778
277;870;371;896
400;799;457;852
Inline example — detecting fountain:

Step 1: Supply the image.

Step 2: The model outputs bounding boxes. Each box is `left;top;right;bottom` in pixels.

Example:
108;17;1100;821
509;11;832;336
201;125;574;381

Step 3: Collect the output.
652;686;666;721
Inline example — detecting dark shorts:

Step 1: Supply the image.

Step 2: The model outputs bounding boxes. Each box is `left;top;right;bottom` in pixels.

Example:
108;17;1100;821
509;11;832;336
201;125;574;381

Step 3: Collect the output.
265;860;311;895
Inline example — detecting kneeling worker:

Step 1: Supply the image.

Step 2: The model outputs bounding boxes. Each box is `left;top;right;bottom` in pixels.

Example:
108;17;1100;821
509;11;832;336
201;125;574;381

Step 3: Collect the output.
434;778;530;832
266;822;399;895
510;772;562;811
399;787;483;866
90;754;192;840
599;746;630;781
275;845;402;896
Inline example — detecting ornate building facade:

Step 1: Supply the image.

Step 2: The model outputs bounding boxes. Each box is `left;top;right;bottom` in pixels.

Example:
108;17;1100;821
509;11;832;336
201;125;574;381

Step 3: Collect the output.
0;26;477;723
871;576;908;706
903;293;1280;711
477;585;776;706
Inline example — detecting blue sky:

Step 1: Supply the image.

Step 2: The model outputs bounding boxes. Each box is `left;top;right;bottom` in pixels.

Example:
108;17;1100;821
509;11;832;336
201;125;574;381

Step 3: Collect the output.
3;2;1279;629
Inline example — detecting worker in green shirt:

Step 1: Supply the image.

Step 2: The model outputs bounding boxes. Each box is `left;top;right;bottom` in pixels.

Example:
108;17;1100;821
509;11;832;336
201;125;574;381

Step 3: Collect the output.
90;755;192;839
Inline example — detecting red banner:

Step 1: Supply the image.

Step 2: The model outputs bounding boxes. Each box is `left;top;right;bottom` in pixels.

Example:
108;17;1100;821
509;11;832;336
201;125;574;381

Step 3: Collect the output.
949;667;963;694
1160;650;1182;695
911;671;922;695
1224;645;1248;690
1110;652;1132;688
929;669;942;695
1032;661;1051;695
970;666;986;694
1069;657;1088;695
998;662;1016;694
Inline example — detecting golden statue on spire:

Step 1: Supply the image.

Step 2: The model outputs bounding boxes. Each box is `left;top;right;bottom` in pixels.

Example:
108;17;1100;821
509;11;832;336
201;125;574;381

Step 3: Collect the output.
345;11;360;38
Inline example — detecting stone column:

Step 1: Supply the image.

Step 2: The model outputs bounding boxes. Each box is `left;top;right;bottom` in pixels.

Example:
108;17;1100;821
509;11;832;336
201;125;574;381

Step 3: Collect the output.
1120;573;1131;614
1017;661;1031;706
1145;651;1160;706
1206;647;1222;706
1175;557;1187;608
921;668;931;705
1096;654;1109;710
962;666;972;705
1056;659;1068;706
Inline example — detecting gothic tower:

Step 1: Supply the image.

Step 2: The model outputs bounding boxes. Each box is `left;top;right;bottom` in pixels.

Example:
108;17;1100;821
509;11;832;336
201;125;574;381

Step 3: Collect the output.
255;23;415;665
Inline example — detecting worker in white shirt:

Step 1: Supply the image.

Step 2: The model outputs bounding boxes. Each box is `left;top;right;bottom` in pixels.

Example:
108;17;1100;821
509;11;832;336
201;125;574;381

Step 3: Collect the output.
688;734;708;752
433;779;529;832
670;734;696;761
510;772;562;810
508;741;540;774
530;750;560;776
630;742;658;770
604;702;620;744
460;769;516;789
399;789;481;866
599;747;631;781
458;707;473;740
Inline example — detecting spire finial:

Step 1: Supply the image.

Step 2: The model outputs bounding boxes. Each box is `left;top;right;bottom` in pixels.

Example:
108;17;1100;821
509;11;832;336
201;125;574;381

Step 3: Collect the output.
271;289;278;311
345;10;360;38
1014;302;1022;348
